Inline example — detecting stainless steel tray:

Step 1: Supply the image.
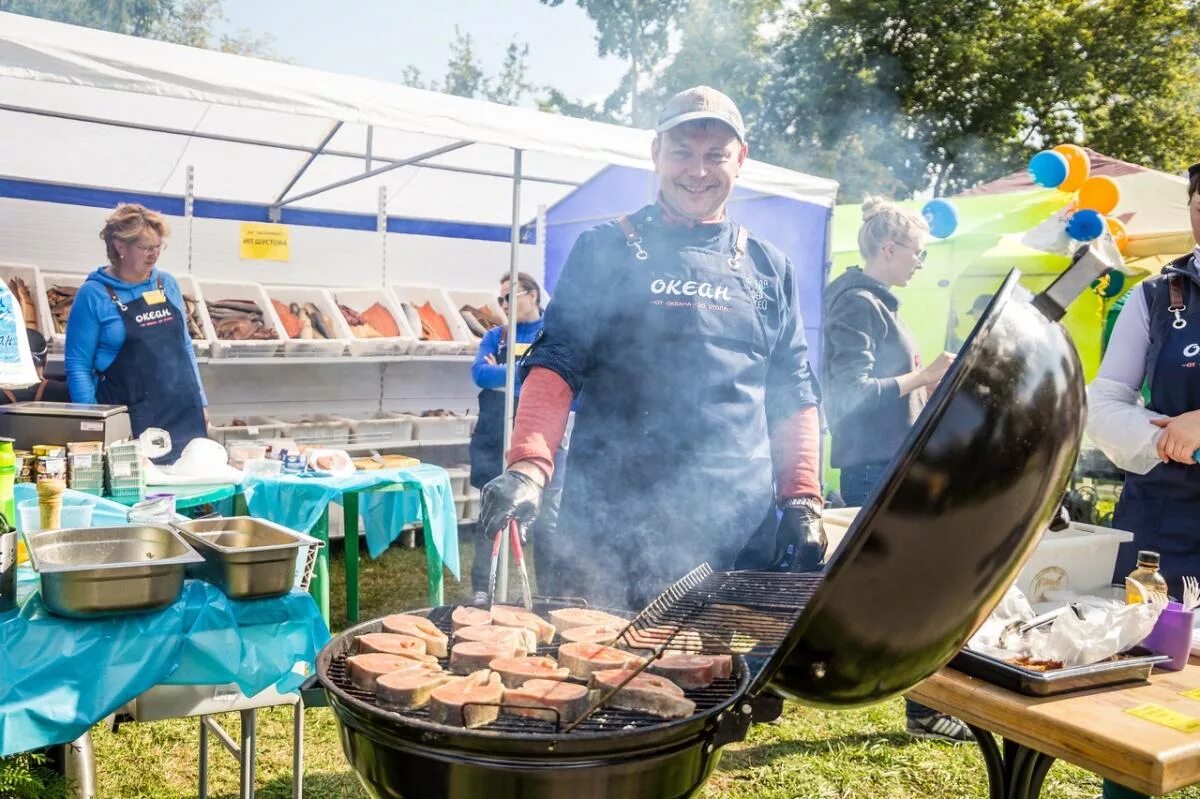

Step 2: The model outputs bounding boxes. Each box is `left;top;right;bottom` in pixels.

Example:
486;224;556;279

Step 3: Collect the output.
172;517;320;599
27;525;203;618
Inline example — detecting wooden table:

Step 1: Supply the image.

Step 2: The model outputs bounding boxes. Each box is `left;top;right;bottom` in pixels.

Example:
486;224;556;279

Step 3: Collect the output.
908;662;1200;797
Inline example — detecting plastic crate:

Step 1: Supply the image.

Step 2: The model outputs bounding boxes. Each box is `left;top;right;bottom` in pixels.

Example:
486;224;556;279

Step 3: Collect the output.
390;284;473;355
410;413;474;441
106;440;145;499
444;466;469;496
278;415;351;447
207;416;286;446
331;288;416;356
0;262;55;348
333;412;414;446
42;271;86;353
198;280;284;358
264;284;351;358
174;274;214;357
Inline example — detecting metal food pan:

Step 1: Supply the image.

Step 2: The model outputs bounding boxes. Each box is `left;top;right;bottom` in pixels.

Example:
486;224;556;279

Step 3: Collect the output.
27;525;203;618
950;647;1170;696
172;517;320;599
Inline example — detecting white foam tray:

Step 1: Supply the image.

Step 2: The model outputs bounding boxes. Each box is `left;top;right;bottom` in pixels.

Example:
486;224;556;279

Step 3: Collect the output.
198;280;284;358
331;287;416;356
264;284;351;357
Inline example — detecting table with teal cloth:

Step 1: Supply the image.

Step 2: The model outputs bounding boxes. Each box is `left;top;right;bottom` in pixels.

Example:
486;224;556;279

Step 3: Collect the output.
242;464;460;623
0;575;330;757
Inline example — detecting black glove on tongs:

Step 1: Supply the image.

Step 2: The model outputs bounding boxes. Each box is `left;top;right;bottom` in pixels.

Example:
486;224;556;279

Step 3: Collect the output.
477;469;544;542
770;498;828;572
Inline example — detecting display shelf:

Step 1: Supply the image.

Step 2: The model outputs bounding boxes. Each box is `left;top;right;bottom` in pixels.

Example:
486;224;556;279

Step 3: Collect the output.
45;353;475;365
340;437;470;453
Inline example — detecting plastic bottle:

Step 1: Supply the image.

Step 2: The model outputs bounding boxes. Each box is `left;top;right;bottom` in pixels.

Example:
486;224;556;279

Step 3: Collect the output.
0;437;16;562
1125;550;1168;604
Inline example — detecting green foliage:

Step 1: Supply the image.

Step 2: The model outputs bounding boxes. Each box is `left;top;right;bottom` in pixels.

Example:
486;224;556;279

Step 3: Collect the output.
0;751;71;799
400;27;534;107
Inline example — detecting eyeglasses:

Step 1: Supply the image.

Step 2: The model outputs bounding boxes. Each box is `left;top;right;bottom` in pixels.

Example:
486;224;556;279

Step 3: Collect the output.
893;241;928;263
130;241;166;254
497;289;531;306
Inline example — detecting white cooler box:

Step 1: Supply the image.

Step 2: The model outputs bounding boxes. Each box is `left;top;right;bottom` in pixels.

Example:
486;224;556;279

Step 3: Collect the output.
1014;522;1134;601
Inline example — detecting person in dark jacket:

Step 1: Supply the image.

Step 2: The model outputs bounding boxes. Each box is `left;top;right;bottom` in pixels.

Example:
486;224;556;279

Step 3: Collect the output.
822;195;965;743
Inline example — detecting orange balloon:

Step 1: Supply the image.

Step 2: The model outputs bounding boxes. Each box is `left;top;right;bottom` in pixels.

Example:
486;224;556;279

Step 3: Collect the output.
1053;143;1090;193
1106;216;1129;253
1078;176;1121;215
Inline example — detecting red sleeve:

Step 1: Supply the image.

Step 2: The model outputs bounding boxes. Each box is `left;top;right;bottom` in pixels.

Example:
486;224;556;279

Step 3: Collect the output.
772;405;823;502
506;366;574;481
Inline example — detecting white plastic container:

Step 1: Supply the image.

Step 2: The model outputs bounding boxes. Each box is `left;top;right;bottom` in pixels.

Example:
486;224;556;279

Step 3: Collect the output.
447;288;505;342
1013;522;1135;602
173;274;214;357
410;413;475;441
331;287;417;356
264;284;351;357
41;271;86;352
389;284;473;355
445;466;470;496
197;280;284;358
207;416;286;446
333;412;414;446
0;262;55;349
278;414;352;447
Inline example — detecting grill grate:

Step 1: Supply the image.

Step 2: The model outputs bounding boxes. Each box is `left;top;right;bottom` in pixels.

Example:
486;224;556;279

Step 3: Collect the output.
325;567;822;736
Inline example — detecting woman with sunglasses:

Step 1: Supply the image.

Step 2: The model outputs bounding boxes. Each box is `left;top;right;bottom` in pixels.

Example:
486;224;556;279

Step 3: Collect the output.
822;196;962;742
468;272;557;595
64;203;207;463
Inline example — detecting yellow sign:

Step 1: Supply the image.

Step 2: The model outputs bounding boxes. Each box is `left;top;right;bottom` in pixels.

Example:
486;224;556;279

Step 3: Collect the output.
141;289;166;305
1126;704;1200;733
239;223;291;261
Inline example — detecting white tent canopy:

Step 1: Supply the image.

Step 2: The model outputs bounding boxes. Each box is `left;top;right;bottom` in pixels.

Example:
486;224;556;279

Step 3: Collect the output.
0;12;837;227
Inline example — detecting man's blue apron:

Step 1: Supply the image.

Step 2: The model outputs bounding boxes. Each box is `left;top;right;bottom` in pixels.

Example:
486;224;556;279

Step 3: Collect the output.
96;278;207;464
1111;256;1200;597
540;216;779;609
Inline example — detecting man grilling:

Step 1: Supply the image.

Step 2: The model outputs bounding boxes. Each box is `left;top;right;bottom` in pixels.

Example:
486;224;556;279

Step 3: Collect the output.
477;86;825;609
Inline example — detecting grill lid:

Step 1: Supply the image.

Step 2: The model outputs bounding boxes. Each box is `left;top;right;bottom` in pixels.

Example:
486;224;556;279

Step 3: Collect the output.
756;255;1111;706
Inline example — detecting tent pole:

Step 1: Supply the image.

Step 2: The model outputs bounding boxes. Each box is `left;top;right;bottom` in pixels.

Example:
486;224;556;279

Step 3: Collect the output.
365;126;374;173
185;165;194;275
499;148;524;601
272;121;344;207
378;185;388;415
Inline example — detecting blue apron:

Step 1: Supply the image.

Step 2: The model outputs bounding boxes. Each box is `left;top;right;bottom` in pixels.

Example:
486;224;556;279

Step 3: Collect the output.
1111;258;1200;597
96;279;206;464
540;216;778;609
469;332;519;491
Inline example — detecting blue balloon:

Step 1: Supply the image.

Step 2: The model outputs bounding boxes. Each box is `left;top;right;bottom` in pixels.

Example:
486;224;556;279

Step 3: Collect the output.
1066;209;1104;241
922;199;958;239
1028;150;1069;188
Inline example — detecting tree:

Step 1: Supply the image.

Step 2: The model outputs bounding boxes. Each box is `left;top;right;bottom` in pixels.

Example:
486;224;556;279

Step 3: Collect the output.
400;27;535;107
540;0;689;124
2;0;283;60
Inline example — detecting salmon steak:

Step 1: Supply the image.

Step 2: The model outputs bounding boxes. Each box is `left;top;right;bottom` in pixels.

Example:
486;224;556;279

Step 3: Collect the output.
451;605;492;631
346;654;436;693
380;614;449;658
502;679;592;724
355;632;434;662
491;605;556;644
429;669;504;728
646;654;733;689
454;623;537;654
558;624;623;646
620;625;704;655
488;655;569;688
590;668;697;719
557;641;647;680
450;640;522;675
548;607;628;632
376;669;457;710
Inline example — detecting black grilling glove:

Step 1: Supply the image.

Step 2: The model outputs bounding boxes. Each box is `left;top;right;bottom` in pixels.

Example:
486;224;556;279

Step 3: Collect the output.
770;498;828;572
477;469;543;541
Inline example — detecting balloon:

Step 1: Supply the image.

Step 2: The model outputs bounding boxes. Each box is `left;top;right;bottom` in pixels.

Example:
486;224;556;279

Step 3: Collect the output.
1106;217;1129;253
1078;176;1120;215
922;198;958;239
1066;208;1104;241
1028;150;1069;188
1053;143;1090;193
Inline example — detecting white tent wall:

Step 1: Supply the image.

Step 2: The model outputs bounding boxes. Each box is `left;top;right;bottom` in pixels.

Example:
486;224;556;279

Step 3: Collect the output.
0;195;538;431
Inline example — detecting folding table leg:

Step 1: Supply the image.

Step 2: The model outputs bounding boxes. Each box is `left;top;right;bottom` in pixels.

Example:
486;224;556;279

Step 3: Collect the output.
309;509;331;624
967;724;1057;799
240;708;256;799
199;716;209;799
293;699;304;799
344;492;360;623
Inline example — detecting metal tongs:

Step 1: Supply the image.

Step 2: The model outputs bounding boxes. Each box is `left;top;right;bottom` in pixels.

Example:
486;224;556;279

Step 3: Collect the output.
487;519;533;610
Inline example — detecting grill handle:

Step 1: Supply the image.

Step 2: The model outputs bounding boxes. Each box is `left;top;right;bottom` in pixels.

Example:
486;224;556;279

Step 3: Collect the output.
300;673;328;709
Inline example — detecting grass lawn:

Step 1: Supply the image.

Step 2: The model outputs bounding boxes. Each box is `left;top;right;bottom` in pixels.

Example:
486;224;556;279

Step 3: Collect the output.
69;538;1200;798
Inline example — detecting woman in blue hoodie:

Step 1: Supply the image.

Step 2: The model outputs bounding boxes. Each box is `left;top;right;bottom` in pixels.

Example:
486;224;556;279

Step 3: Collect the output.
65;203;206;463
